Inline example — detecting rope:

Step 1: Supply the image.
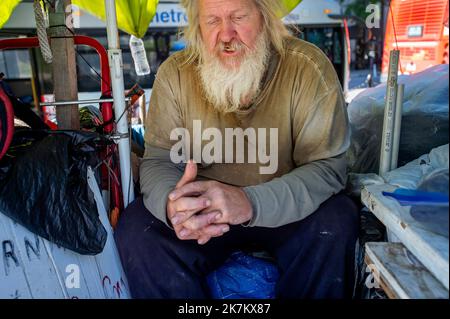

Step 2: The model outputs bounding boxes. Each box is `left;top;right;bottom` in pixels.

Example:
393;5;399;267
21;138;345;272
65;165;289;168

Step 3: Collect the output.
34;0;53;64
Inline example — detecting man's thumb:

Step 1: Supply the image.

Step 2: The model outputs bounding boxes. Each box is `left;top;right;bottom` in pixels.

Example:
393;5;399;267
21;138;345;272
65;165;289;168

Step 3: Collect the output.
176;160;197;189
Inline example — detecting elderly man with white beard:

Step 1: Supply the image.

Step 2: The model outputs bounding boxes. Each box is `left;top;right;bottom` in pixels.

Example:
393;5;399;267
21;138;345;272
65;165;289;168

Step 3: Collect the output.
114;0;359;299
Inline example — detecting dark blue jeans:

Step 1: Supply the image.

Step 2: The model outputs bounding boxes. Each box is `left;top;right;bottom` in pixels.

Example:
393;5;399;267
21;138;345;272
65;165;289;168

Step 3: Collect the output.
114;194;359;299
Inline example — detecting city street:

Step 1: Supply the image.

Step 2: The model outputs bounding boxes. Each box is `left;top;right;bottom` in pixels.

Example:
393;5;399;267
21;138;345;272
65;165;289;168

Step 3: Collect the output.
346;68;381;103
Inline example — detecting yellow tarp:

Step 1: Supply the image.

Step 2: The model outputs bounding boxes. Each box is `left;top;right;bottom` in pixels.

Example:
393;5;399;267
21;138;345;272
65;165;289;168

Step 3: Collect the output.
72;0;159;38
0;0;159;38
282;0;303;15
0;0;21;29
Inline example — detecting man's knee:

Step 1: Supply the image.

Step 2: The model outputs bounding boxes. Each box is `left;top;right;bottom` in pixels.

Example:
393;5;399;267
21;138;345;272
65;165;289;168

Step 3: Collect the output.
114;197;168;253
305;194;359;244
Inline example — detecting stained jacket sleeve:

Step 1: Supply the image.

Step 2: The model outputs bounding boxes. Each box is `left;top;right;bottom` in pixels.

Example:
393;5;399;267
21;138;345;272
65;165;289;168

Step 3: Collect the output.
140;144;184;226
140;58;184;225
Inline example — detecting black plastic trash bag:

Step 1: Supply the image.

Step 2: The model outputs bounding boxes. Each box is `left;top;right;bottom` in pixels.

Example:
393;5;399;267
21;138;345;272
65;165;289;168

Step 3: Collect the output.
0;130;110;255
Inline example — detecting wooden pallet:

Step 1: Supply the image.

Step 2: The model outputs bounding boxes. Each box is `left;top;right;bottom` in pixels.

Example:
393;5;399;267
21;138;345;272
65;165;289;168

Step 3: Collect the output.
362;184;449;291
365;242;448;299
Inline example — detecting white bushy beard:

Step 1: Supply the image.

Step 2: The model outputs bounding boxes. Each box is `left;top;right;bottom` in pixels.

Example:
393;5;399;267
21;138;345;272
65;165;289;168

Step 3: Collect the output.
198;30;270;113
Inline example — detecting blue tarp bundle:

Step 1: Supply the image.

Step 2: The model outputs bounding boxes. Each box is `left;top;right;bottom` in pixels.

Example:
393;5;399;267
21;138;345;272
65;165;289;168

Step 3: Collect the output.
207;251;279;299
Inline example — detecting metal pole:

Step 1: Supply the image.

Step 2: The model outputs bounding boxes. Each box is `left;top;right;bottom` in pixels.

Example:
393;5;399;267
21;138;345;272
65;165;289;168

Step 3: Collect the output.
40;97;130;107
390;84;405;170
104;0;134;207
379;50;400;176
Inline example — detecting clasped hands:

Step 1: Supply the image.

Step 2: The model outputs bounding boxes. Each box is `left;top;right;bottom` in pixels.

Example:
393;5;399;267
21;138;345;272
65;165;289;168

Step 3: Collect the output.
167;161;253;245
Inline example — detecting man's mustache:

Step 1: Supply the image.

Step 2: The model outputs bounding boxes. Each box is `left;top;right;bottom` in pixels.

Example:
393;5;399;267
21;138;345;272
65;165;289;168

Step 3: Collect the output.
217;40;249;53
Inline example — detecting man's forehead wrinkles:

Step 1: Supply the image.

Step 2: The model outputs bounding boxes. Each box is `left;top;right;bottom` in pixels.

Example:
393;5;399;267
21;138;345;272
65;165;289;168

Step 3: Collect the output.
200;0;252;14
201;9;247;18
